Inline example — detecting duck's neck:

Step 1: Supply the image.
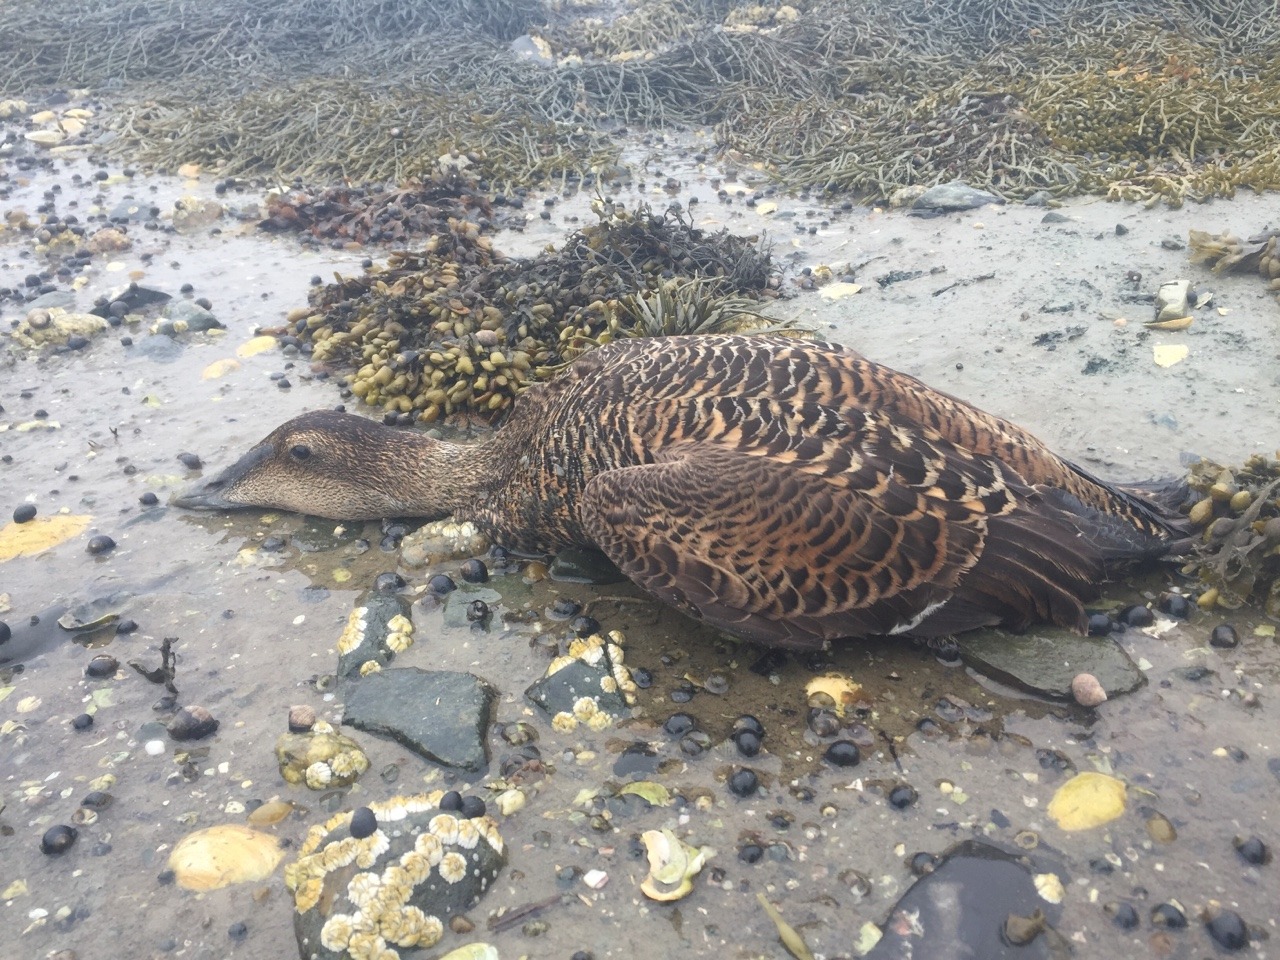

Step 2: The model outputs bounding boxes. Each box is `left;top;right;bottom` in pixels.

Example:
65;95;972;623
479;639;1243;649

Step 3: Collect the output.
387;430;504;519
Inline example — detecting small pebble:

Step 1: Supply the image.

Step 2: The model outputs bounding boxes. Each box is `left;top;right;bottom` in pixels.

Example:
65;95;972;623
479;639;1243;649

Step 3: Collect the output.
227;922;248;942
1086;613;1113;636
1206;910;1249;950
1158;592;1192;619
1234;836;1269;865
1151;901;1187;928
144;739;166;756
84;654;119;679
439;790;463;812
728;768;759;797
888;784;919;809
459;558;488;583
1120;604;1154;627
41;824;78;855
86;534;116;555
349;806;378;839
733;729;762;758
1071;672;1108;707
738;843;764;864
909;851;939;876
13;503;37;523
71;713;94;730
824;740;862;767
1105;901;1140;929
663;713;695;736
139;492;159;506
427;574;456;595
167;704;219;741
1210;624;1239;648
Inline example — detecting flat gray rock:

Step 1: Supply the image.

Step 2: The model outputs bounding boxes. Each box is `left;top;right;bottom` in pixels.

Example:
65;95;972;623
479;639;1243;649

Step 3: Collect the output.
343;667;495;771
867;840;1063;960
27;290;76;311
958;627;1145;700
912;180;1004;213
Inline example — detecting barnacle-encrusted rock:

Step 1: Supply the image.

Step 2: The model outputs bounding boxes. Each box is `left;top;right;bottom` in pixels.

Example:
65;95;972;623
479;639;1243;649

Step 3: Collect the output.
336;593;414;679
276;722;371;789
526;630;637;731
11;308;108;349
286;792;505;960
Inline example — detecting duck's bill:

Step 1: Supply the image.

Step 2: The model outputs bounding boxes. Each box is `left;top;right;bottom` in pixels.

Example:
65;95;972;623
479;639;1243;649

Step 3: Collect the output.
171;445;272;511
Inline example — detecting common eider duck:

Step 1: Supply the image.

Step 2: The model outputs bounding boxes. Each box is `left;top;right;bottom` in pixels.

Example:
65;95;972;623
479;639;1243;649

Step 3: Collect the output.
176;335;1189;649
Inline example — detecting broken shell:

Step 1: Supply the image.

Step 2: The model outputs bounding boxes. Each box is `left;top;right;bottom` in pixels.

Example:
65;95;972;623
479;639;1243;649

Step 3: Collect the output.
1143;316;1192;330
640;828;709;902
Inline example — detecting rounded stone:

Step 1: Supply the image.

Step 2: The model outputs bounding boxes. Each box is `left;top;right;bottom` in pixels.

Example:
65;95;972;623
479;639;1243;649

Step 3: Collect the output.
71;713;94;731
1206;910;1248;950
41;824;78;855
1210;624;1240;648
84;654;119;679
824;740;862;767
728;768;759;798
13;503;37;523
349;806;378;839
459;558;489;583
86;534;116;555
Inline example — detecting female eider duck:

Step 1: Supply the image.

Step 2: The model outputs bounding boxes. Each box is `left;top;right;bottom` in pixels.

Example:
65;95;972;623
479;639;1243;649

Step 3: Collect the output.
176;335;1189;649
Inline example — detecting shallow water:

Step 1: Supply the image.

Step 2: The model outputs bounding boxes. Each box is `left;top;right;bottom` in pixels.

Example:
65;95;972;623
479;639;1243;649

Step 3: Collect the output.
3;131;1280;960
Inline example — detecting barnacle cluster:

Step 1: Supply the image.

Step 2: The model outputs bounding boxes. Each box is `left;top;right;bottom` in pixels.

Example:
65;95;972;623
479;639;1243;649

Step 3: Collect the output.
295;201;774;421
275;722;371;790
1189;229;1280;301
286;792;505;960
1183;455;1280;618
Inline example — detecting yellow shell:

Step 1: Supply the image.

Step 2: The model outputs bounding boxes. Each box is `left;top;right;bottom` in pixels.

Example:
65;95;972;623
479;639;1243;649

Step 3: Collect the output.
168;824;285;891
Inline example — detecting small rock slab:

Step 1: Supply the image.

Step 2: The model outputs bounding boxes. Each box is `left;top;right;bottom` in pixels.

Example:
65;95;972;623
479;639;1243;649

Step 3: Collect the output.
343;668;495;771
911;180;1004;214
155;299;222;334
336;592;412;679
526;658;630;718
958;627;1145;701
867;840;1062;960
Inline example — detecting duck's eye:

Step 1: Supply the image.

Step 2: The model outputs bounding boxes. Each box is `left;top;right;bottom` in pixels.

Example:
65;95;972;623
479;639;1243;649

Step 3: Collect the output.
290;444;312;461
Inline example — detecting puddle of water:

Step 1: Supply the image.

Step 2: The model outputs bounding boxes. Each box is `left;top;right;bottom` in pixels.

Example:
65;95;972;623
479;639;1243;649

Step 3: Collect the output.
2;124;1279;960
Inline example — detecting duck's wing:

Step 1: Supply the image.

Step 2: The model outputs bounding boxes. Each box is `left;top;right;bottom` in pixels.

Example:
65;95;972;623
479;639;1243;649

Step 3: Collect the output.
579;400;1103;649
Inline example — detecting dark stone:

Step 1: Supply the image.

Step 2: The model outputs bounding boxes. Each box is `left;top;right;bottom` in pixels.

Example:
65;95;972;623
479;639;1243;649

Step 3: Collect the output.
343;667;496;771
72;712;94;730
867;841;1062;960
1206;910;1249;950
41;824;78;854
728;768;759;797
958;627;1144;700
825;740;861;767
349;806;377;839
13;504;37;523
1210;624;1240;648
86;534;116;555
548;546;627;584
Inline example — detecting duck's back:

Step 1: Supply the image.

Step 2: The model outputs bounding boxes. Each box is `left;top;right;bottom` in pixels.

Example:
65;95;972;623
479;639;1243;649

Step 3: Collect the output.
486;335;1185;646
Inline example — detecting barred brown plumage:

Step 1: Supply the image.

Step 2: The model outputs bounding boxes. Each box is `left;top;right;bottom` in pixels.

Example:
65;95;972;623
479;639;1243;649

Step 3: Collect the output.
176;335;1190;649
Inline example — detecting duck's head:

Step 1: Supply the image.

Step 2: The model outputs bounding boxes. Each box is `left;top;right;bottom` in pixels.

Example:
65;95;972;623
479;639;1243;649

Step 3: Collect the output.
173;410;463;521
